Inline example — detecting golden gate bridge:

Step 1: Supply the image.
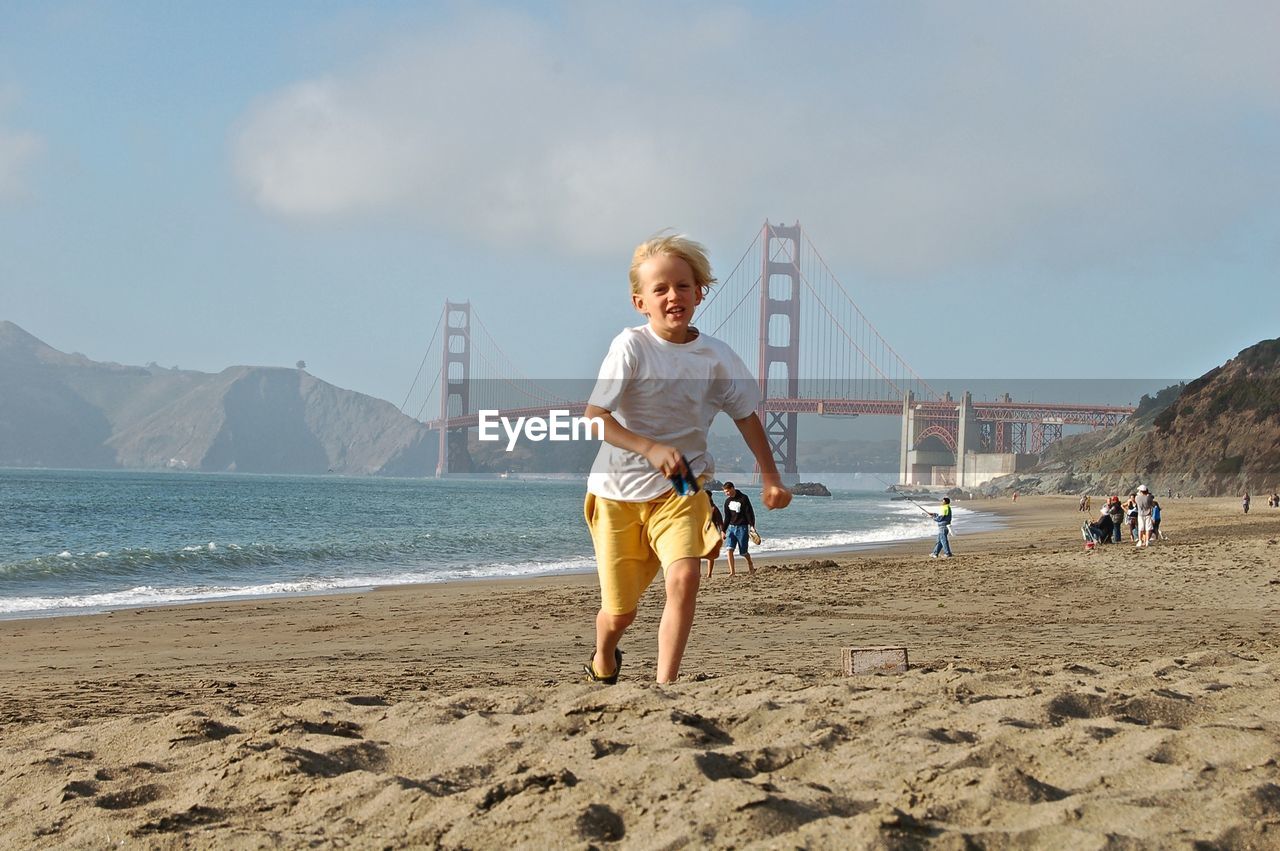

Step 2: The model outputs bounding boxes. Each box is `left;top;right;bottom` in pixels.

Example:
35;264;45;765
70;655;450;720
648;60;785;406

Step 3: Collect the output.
401;221;1133;484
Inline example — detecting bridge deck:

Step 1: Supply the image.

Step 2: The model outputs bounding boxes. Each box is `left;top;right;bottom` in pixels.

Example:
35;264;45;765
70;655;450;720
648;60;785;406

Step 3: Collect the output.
426;398;1135;430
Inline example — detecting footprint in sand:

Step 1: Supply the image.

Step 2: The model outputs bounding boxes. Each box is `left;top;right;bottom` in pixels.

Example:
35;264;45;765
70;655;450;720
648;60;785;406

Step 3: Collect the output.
59;779;97;801
576;803;625;842
132;804;225;836
93;783;164;810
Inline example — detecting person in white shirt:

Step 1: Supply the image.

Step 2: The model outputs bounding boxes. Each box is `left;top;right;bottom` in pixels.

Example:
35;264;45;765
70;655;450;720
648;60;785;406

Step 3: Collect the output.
582;232;791;685
1134;484;1155;547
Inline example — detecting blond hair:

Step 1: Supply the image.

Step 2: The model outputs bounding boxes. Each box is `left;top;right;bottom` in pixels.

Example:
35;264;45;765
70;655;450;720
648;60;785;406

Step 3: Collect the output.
629;232;717;296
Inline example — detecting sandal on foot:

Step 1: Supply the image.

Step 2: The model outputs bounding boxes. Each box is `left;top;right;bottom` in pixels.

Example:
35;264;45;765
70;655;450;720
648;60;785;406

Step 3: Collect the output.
584;648;623;685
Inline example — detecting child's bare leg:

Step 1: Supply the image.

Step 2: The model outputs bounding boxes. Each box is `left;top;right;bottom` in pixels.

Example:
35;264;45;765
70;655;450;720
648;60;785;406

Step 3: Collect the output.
593;608;634;678
657;559;700;683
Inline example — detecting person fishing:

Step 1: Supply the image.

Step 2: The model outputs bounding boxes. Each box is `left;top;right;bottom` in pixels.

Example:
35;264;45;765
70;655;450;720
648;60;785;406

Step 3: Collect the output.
930;497;953;559
872;476;952;558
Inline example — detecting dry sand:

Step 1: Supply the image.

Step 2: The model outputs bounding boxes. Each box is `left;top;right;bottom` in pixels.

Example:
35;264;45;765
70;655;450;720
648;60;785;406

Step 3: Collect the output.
1;495;1278;848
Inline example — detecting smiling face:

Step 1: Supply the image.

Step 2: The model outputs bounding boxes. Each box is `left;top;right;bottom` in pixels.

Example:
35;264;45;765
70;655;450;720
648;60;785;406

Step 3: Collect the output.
632;253;703;343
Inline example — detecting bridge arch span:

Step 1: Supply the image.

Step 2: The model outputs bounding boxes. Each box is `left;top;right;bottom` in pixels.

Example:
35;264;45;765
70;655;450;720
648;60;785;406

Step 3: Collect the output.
914;425;956;452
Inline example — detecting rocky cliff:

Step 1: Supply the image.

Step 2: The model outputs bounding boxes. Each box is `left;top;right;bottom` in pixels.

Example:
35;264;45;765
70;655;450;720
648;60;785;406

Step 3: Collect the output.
987;338;1280;496
0;321;437;475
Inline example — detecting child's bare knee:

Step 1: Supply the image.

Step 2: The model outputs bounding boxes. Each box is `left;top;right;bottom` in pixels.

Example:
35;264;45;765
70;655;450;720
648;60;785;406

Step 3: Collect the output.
665;562;701;596
600;609;636;630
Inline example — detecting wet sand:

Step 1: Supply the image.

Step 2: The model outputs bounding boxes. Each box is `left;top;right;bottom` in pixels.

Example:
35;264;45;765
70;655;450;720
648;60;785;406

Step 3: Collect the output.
1;496;1277;848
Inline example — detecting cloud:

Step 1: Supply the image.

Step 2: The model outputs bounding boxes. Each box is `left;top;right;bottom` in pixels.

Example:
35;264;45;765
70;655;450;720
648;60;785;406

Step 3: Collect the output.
232;3;1280;276
0;86;42;201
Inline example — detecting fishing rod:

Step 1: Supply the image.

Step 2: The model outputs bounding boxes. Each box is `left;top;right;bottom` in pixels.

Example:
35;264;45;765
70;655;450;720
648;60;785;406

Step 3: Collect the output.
868;474;937;516
868;474;957;537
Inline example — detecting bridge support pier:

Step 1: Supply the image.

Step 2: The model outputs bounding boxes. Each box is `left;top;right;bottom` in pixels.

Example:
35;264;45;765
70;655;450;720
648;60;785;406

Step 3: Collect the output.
901;394;970;488
758;221;802;478
436;301;471;477
898;391;913;485
955;392;976;489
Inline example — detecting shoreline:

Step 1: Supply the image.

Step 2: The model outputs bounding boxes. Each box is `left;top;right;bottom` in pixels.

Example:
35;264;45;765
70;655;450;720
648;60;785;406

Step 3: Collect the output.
3;494;1277;847
0;495;1245;703
0;493;1012;624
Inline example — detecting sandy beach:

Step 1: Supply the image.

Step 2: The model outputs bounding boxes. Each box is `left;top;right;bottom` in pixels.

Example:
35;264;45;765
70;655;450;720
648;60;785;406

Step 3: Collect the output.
2;495;1278;848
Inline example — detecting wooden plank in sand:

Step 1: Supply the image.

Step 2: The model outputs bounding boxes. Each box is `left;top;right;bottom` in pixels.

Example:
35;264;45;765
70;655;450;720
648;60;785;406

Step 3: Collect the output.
842;646;909;675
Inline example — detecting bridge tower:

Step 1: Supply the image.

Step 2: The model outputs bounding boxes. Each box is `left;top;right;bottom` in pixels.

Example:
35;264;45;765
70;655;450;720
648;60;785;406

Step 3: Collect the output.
758;221;802;477
436;301;471;477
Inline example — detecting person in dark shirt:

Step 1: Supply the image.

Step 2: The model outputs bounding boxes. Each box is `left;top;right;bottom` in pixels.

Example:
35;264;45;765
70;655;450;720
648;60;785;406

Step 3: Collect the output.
1085;509;1115;544
721;481;756;575
1107;497;1125;543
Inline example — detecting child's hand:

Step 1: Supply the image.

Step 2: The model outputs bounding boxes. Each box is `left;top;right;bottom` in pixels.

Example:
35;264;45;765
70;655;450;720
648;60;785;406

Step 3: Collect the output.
644;443;687;479
762;483;792;510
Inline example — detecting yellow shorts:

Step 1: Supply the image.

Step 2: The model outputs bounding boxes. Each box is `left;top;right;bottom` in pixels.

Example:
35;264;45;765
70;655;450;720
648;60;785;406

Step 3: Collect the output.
584;489;720;615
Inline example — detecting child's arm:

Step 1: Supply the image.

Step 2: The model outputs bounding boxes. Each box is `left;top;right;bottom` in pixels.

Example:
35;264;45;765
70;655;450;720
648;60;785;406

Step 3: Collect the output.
732;413;792;510
584;404;689;479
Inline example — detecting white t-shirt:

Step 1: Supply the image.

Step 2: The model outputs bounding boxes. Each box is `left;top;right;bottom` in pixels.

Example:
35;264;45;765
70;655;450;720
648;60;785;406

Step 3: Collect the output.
586;324;760;501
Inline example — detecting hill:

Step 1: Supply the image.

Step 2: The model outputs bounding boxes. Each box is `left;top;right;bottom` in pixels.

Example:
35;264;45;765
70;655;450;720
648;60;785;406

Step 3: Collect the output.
0;321;437;475
987;338;1280;496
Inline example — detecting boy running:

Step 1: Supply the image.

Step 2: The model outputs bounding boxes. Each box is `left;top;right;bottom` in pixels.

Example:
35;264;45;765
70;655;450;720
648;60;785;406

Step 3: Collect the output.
583;232;791;684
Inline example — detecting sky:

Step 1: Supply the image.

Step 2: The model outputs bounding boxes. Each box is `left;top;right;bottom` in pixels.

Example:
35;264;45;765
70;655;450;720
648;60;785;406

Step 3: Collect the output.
1;1;1277;411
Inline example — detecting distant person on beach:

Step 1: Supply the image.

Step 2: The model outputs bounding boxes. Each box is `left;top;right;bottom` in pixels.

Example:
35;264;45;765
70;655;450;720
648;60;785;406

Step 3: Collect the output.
1125;495;1139;542
1086;506;1115;544
1242;492;1250;514
703;489;725;578
1079;495;1088;512
1108;497;1125;543
1135;484;1155;548
1151;499;1163;541
582;232;791;685
930;497;953;559
721;481;757;576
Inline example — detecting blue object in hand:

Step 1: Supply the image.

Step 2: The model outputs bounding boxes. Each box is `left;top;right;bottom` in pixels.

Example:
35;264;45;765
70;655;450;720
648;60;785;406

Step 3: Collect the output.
669;456;700;496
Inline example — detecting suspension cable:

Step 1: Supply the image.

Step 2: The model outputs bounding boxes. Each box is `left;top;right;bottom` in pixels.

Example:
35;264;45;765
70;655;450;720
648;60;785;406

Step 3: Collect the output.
400;308;444;413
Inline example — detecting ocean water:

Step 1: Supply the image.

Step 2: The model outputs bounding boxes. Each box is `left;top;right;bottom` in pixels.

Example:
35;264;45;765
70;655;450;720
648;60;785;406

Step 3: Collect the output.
0;469;998;619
